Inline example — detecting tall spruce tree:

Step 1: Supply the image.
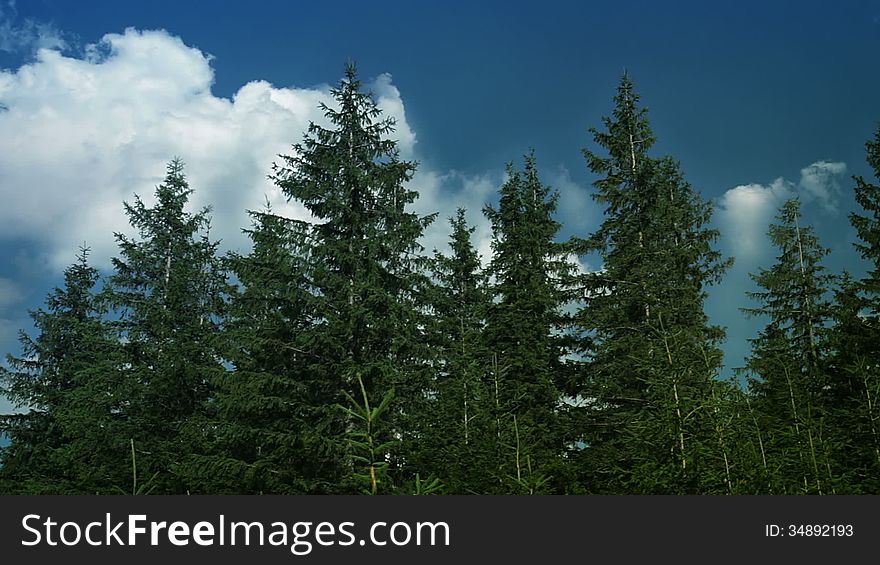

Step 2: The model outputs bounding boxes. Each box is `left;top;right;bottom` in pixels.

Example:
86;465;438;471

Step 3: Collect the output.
741;198;837;494
822;126;880;493
574;74;731;494
271;63;434;492
106;158;227;494
482;152;575;494
181;206;325;493
415;208;495;493
0;248;117;493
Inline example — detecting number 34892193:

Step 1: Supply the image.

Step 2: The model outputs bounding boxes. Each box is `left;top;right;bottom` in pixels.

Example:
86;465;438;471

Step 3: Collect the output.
785;524;853;536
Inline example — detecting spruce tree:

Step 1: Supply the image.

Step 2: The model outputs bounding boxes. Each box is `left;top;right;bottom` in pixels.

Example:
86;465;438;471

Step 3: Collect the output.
482;152;575;494
271;63;434;491
824;274;880;492
106;158;227;494
574;74;731;494
415;208;494;493
741;198;836;494
822;126;880;493
178;206;321;493
0;248;118;493
851;126;880;310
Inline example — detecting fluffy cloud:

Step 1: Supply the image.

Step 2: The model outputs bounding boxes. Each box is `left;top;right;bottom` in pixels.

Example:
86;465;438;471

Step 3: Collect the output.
371;73;416;160
717;177;793;261
0;27;474;414
0;28;424;269
712;159;851;376
0;0;67;54
716;159;848;262
0;25;597;278
799;160;846;212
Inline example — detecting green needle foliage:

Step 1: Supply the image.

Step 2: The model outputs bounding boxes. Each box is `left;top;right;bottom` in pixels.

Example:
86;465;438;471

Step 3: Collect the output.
483;152;575;493
339;374;396;495
271;63;435;491
105;158;227;494
573;74;732;494
851;126;880;309
416;208;494;493
824;274;880;492
821;127;880;493
741;198;836;494
184;205;324;493
0;247;118;493
2;68;880;495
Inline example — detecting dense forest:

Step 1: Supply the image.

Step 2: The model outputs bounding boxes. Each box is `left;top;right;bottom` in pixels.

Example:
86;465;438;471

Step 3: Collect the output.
1;64;878;495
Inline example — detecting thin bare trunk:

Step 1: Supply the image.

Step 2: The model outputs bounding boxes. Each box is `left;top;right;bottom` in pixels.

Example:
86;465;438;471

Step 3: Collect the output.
745;395;770;492
162;239;172;308
793;215;819;365
462;318;469;445
806;426;823;495
513;414;522;484
673;381;687;470
783;366;811;492
659;313;686;470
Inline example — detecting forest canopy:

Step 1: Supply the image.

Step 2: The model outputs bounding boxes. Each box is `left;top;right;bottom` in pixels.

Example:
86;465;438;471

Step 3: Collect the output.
1;65;878;495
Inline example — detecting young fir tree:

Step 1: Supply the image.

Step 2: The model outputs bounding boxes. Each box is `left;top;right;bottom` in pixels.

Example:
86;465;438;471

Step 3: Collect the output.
482;153;575;494
415;208;495;493
181;205;325;493
271;63;434;492
574;74;732;494
106;158;227;494
0;248;117;493
741;198;837;494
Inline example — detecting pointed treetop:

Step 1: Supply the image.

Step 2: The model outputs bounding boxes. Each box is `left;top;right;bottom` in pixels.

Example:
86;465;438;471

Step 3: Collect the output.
583;72;657;185
344;60;359;84
75;243;91;265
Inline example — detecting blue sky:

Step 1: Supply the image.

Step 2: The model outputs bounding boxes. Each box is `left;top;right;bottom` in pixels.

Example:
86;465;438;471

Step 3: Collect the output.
1;0;879;415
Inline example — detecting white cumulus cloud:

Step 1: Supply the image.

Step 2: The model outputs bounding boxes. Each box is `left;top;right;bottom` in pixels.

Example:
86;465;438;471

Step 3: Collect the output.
798;160;846;212
0;28;431;270
717;159;847;263
717;177;793;261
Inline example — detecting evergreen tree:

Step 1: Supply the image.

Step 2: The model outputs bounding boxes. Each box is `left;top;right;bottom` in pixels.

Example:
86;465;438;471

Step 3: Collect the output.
851;126;880;311
106;158;227;494
482;152;575;494
574;74;731;494
271;63;435;492
182;206;325;493
822;127;880;493
0;248;118;493
741;198;837;494
824;274;880;492
415;209;495;493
